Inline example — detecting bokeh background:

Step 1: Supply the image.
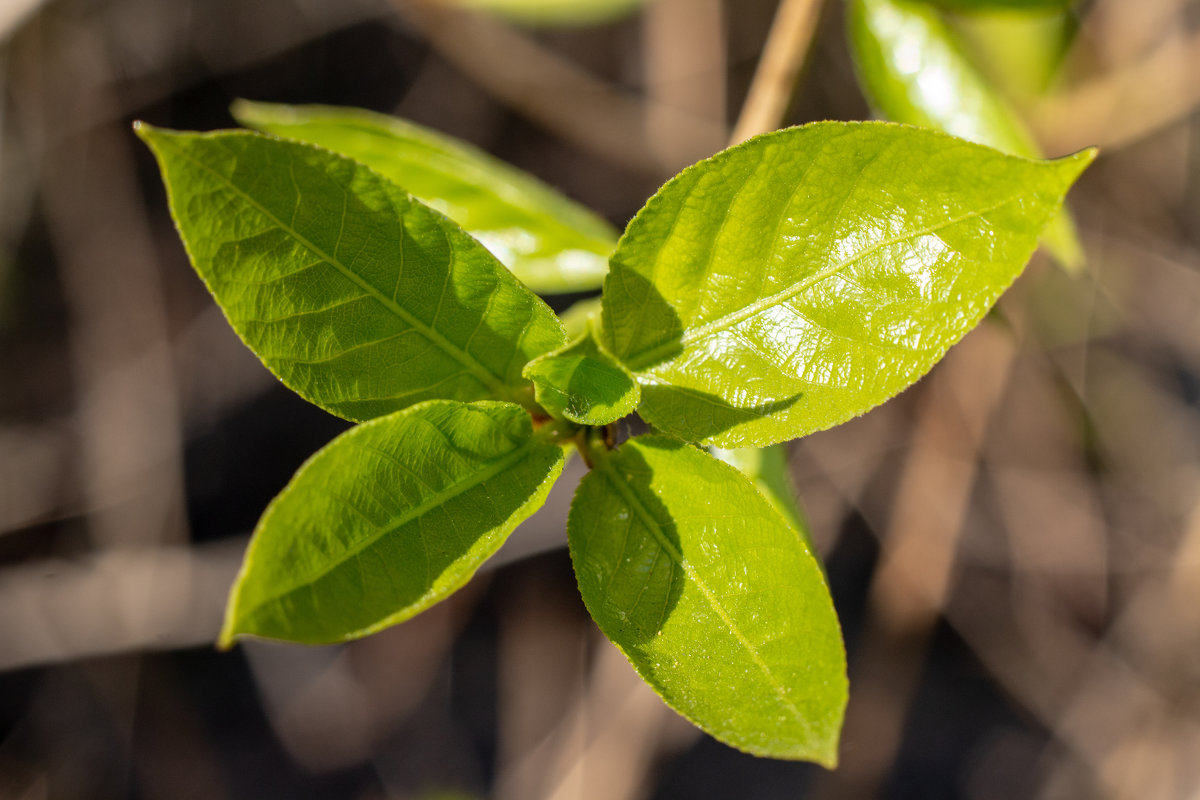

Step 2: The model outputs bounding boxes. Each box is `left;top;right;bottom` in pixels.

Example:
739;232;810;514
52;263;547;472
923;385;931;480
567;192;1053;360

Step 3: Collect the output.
1;0;1199;797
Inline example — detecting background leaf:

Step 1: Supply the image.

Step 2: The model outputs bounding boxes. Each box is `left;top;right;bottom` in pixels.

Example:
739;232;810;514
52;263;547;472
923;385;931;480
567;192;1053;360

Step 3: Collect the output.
847;0;1084;268
921;0;1071;10
601;122;1093;447
137;125;565;420
523;325;639;425
221;401;564;645
444;0;645;26
558;295;604;339
233;101;617;294
568;435;846;763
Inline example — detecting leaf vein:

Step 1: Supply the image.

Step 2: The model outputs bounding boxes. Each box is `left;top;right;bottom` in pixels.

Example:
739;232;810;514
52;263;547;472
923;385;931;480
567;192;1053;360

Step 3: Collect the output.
159;135;512;398
625;192;1023;370
596;458;811;732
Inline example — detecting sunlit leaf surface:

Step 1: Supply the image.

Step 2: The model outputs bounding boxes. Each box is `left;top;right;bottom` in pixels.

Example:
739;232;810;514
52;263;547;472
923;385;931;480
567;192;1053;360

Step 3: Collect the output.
137;125;565;420
602;122;1093;447
569;436;846;763
233;101;617;294
847;0;1084;267
221;401;564;645
710;444;811;546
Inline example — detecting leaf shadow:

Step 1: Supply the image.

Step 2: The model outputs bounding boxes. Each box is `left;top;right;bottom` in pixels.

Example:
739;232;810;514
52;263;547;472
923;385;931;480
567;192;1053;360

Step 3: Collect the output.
608;268;806;442
589;440;686;648
639;383;803;443
564;355;635;415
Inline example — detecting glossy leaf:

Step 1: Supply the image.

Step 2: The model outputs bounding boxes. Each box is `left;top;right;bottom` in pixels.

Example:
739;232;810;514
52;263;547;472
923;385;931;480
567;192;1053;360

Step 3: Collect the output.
523;324;639;425
447;0;644;26
221;401;564;646
847;0;1083;267
710;444;811;546
568;436;846;763
136;124;565;421
232;101;617;294
601;122;1094;447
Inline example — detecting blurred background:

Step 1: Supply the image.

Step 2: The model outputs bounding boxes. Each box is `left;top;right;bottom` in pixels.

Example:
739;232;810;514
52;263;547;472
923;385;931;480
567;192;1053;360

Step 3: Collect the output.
1;0;1198;797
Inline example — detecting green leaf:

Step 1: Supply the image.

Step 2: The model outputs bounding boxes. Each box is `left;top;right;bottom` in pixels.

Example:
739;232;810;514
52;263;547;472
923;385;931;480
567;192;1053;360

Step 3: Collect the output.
559;295;603;340
847;0;1084;268
221;401;564;646
922;0;1071;10
710;444;811;546
950;9;1072;97
135;124;565;421
232;101;617;294
569;436;846;763
523;323;639;425
445;0;644;26
601;121;1094;447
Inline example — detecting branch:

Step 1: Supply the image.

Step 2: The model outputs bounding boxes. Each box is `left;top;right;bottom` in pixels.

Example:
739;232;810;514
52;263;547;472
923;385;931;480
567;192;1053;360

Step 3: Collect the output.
729;0;825;146
392;0;726;174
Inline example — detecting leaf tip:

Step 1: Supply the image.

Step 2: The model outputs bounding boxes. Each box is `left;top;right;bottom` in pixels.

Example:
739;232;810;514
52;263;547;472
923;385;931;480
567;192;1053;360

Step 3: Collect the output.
131;119;154;142
215;618;240;651
808;732;842;769
217;573;251;651
131;120;171;151
1056;145;1099;182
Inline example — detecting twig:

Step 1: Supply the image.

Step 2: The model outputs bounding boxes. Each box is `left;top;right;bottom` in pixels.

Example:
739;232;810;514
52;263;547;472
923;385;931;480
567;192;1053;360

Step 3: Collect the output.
644;0;727;167
10;22;188;551
812;322;1018;798
0;540;246;671
729;0;825;146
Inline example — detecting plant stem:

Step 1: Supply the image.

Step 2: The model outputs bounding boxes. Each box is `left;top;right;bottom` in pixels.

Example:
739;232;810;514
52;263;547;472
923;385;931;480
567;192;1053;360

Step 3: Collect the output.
729;0;825;146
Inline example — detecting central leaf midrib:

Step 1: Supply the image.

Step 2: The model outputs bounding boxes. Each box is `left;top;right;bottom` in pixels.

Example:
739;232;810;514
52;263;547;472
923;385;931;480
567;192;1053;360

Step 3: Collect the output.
240;435;541;618
597;454;811;732
164;133;513;399
622;192;1024;372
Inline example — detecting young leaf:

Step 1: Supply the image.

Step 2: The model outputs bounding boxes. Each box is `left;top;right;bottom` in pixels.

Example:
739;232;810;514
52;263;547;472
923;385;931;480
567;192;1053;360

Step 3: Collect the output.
601;122;1094;448
522;323;639;425
136;125;565;421
569;436;846;763
221;401;564;646
847;0;1083;268
232;101;617;294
